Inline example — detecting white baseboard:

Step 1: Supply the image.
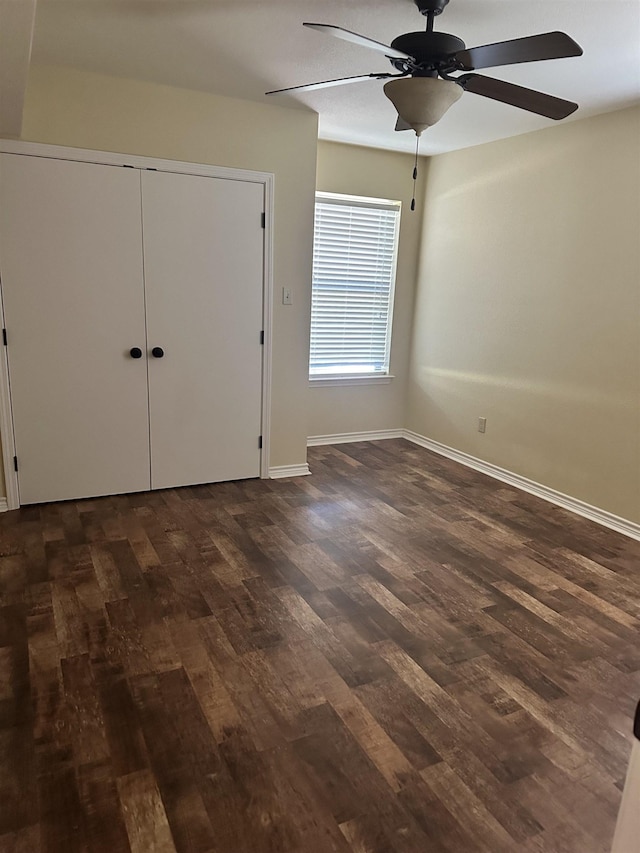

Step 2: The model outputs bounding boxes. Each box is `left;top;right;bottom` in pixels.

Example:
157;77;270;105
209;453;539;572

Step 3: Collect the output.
403;430;640;542
269;464;311;479
0;498;7;513
305;428;640;542
307;429;404;447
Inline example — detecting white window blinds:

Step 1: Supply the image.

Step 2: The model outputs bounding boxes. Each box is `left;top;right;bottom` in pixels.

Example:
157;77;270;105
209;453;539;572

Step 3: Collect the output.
310;193;401;377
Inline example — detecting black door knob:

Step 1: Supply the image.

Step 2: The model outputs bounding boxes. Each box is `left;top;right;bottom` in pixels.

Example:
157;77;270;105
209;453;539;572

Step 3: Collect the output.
152;347;164;358
129;347;143;359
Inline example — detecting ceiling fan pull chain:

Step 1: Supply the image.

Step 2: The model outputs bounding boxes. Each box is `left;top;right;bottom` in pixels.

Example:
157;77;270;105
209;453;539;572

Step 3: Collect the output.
411;134;420;211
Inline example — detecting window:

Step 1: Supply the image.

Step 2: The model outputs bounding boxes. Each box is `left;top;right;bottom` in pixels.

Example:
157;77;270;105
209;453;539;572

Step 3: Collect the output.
309;192;401;383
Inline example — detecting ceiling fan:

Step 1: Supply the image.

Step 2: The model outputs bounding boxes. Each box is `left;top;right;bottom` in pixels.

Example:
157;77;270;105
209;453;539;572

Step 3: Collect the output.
266;0;583;135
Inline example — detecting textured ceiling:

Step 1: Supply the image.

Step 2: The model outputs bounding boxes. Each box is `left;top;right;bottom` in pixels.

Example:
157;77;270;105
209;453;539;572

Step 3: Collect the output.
32;0;640;154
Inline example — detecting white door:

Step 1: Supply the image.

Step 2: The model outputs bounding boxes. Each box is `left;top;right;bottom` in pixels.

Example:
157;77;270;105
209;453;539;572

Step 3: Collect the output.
0;155;151;503
141;170;264;490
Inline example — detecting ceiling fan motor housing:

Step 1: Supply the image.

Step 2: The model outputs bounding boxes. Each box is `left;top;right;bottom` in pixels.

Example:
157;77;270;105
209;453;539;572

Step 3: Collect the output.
389;31;466;73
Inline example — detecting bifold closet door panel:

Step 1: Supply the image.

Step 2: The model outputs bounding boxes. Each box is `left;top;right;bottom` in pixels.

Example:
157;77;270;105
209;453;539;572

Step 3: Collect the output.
141;171;264;489
0;155;151;503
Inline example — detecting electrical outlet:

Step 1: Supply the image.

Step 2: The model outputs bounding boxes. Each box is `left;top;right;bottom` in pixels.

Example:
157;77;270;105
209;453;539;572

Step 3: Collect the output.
282;287;292;305
478;417;487;434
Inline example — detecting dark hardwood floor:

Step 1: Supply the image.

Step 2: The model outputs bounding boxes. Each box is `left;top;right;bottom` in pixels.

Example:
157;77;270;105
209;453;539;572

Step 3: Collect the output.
1;439;639;853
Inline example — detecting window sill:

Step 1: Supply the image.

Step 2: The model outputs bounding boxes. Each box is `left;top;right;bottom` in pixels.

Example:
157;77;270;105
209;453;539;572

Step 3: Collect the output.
309;375;395;387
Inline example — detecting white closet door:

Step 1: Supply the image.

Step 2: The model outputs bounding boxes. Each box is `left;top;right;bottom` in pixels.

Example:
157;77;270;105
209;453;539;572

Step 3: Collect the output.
0;155;151;504
141;171;264;490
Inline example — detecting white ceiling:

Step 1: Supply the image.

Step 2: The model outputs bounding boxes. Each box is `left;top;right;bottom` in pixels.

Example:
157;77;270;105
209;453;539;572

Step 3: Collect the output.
31;0;640;154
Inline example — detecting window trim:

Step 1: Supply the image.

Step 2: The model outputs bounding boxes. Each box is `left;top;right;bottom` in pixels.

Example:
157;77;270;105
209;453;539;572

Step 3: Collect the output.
309;191;401;382
309;374;395;388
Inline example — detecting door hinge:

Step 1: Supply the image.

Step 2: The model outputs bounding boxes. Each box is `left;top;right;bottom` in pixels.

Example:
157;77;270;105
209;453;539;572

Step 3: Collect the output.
260;330;264;345
13;456;18;472
122;164;134;169
2;329;6;346
261;212;266;229
258;436;263;449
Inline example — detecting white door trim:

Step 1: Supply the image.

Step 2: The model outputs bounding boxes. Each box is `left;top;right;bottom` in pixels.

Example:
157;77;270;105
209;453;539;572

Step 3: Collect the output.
0;287;19;510
260;174;274;481
0;139;272;185
0;139;274;505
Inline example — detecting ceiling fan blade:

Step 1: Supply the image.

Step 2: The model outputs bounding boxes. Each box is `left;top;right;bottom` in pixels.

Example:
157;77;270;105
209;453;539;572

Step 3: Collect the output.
303;23;413;61
459;73;578;120
395;116;412;132
454;32;583;71
266;73;392;95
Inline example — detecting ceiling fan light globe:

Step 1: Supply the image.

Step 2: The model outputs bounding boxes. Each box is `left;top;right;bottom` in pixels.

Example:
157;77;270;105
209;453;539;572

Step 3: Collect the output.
383;77;462;134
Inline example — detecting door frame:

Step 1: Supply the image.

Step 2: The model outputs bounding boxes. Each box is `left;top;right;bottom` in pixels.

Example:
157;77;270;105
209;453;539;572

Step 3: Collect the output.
0;139;274;509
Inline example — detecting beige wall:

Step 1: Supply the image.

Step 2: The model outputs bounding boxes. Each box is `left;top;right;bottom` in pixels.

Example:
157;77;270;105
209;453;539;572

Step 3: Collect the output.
408;106;640;523
10;65;318;479
310;141;426;438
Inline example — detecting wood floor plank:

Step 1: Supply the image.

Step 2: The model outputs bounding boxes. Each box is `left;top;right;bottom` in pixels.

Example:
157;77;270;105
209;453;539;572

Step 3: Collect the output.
117;769;177;853
77;760;132;853
1;438;638;851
